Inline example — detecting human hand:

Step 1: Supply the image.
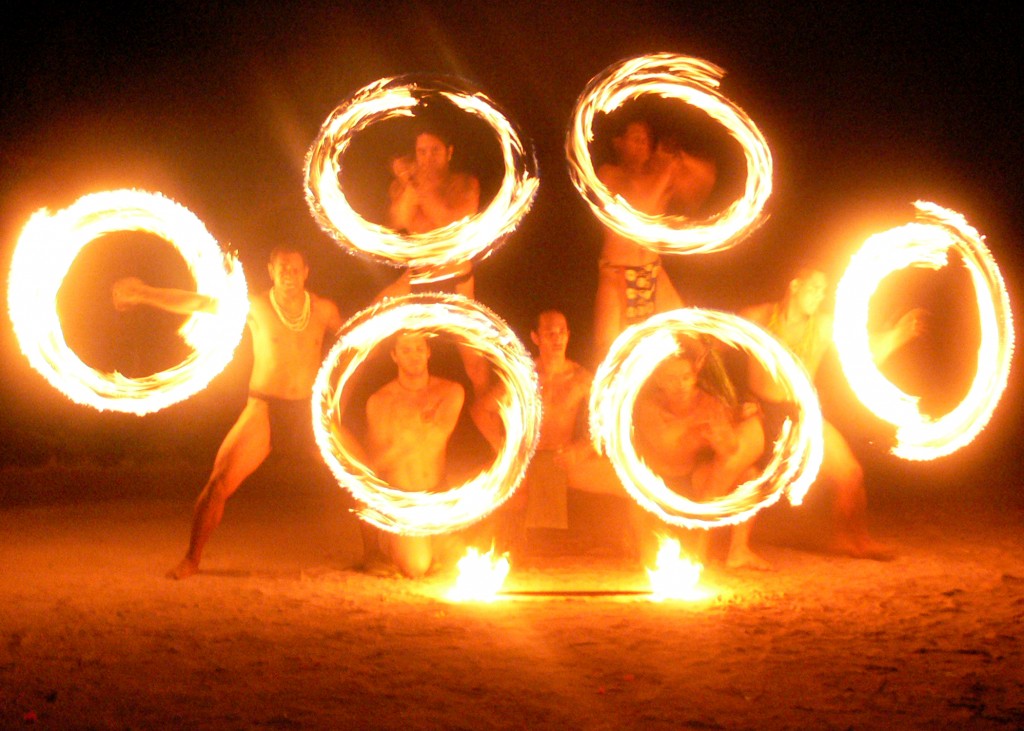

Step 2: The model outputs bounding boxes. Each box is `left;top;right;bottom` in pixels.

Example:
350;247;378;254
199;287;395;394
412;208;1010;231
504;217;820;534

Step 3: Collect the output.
893;307;928;347
112;277;146;311
739;401;761;421
391;155;416;184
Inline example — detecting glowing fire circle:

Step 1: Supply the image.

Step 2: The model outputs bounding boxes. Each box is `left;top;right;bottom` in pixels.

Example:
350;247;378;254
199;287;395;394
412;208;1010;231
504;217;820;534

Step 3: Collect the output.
312;293;541;536
566;53;773;255
304;75;539;276
7;189;248;415
589;309;824;528
834;201;1014;461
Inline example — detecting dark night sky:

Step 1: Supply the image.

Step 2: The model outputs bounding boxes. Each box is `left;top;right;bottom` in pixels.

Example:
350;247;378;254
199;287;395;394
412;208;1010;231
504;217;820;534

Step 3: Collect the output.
1;2;1021;480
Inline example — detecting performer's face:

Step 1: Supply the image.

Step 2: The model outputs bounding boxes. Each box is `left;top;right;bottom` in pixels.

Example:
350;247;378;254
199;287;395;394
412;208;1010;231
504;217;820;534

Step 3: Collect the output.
392;333;431;377
268;251;308;295
792;271;827;317
415;133;452;175
614;122;653;166
652;355;698;404
532;312;569;357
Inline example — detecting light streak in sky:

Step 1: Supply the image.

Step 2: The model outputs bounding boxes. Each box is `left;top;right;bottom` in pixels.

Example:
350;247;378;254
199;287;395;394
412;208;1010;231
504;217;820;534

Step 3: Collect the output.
590;308;823;527
567;53;772;254
305;75;538;276
312;293;541;535
834;201;1014;460
7;189;248;414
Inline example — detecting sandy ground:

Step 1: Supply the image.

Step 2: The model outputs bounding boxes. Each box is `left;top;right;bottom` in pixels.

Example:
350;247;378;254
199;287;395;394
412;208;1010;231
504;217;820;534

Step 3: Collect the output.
1;458;1022;730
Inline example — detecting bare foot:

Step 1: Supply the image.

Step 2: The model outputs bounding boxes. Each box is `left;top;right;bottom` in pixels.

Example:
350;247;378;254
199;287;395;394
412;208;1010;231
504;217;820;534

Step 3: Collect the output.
726;545;772;571
166;557;199;580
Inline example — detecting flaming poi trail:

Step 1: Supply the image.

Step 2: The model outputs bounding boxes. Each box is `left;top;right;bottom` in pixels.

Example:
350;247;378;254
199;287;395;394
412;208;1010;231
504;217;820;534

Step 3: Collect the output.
305;75;538;277
833;201;1014;461
7;189;248;415
566;53;772;255
590;308;824;528
312;293;541;535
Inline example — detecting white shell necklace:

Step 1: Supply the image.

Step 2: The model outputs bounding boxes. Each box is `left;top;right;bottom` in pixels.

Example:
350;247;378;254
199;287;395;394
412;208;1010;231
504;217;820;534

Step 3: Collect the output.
269;289;311;332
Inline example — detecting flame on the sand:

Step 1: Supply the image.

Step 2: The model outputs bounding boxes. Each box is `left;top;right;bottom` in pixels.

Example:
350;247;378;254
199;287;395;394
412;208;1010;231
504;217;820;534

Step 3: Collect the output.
305;75;538;276
590;309;823;528
7;189;248;414
646;536;705;601
566;53;772;254
833;202;1014;460
447;547;511;602
312;294;541;535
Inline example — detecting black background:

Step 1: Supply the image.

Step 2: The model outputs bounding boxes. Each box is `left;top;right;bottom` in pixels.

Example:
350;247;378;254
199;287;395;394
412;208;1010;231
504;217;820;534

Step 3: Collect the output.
1;2;1020;489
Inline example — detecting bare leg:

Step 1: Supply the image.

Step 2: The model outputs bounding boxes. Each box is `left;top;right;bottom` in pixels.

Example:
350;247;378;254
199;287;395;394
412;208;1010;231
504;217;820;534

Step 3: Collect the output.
566;451;627;497
628;502;662;567
594;264;625;362
821;421;892;560
702;417;772;570
726;518;771;570
167;399;271;579
386;534;433;578
355;521;394;575
653;263;684;313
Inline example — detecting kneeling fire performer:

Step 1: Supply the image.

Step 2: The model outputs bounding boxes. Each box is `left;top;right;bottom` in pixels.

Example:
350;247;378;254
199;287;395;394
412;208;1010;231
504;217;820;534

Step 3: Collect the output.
113;246;343;580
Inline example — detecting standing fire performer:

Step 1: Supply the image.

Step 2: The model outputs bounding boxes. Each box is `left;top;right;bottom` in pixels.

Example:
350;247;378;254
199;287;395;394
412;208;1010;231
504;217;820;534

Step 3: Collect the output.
458;308;631;555
377;123;481;299
363;331;465;578
526;309;596;529
633;344;767;568
594;118;717;358
502;310;605;549
113;247;343;580
741;266;925;558
526;311;631;526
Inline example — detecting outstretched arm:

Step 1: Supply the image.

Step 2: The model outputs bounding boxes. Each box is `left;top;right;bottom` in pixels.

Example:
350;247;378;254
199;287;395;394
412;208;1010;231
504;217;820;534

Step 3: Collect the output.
869;307;927;365
112;277;218;315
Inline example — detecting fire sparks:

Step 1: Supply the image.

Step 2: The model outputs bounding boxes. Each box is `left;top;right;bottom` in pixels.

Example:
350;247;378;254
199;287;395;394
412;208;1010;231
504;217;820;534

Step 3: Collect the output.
646;536;705;601
833;202;1014;460
312;293;541;535
305;75;538;275
566;53;772;254
7;189;248;414
590;309;824;527
447;547;511;602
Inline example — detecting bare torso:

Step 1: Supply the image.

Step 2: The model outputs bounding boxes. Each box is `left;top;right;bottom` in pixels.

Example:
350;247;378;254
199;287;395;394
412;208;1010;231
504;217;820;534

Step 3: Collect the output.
633;388;734;479
388;165;479;235
597;152;716;266
247;292;340;400
366;377;465;491
597;162;667;266
536;359;591;451
742;302;833;401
